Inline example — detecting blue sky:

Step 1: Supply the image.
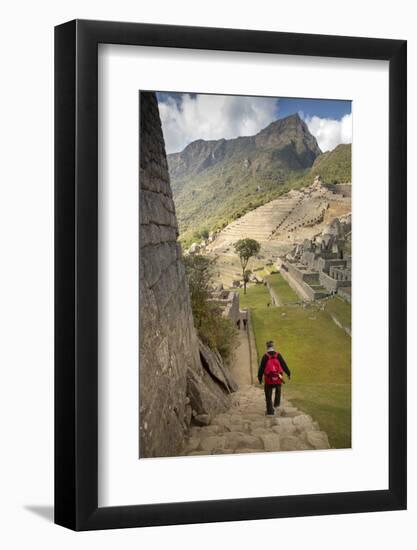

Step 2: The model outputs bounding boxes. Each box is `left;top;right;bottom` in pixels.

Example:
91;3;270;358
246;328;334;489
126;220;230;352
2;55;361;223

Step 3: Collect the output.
155;92;352;154
277;97;351;121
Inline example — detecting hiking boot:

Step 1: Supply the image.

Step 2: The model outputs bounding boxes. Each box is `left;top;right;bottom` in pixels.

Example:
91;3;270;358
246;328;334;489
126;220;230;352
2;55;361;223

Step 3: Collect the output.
265;411;275;416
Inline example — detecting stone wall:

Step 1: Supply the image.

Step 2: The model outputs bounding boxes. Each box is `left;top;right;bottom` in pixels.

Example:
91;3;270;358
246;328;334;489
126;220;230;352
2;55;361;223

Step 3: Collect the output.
139;92;233;458
323;183;352;197
221;291;240;324
319;271;351;292
286;262;319;285
207;289;240;324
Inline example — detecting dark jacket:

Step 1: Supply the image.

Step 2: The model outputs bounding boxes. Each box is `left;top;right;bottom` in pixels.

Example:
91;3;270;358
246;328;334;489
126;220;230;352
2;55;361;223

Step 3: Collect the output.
258;350;290;384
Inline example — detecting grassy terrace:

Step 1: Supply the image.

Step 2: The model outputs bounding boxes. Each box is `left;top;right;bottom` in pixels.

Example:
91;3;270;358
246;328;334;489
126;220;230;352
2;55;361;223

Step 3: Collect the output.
238;281;351;449
267;273;299;304
325;295;351;331
238;283;271;311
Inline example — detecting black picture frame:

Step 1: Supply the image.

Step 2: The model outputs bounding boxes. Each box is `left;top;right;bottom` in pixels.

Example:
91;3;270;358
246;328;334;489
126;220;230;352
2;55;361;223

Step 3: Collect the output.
55;19;407;531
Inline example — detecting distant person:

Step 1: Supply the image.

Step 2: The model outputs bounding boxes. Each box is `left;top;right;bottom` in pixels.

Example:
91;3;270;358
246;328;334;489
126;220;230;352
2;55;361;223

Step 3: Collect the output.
236;319;241;330
258;340;291;415
243;318;247;330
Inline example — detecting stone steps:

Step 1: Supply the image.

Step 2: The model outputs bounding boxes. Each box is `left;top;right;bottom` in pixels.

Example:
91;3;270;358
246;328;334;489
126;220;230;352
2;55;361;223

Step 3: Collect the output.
180;385;330;456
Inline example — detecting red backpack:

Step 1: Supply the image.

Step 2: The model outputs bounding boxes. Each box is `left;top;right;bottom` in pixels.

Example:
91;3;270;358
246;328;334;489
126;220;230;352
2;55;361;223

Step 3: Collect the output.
263;352;284;385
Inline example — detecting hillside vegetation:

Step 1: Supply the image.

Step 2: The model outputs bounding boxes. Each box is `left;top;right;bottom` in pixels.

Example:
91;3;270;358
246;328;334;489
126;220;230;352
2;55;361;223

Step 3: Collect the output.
289;143;352;189
164;110;351;246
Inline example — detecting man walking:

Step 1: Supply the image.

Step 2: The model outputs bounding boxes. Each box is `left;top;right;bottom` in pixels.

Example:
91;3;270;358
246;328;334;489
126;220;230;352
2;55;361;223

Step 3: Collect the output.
258;340;291;415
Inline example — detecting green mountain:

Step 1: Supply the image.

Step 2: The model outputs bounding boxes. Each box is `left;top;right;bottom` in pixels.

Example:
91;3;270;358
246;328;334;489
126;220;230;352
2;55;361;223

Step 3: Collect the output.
166;114;350;245
313;143;351;182
291;143;352;188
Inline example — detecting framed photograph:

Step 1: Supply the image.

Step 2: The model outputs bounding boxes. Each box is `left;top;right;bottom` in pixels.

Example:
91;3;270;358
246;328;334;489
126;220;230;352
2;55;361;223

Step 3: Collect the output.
55;20;407;530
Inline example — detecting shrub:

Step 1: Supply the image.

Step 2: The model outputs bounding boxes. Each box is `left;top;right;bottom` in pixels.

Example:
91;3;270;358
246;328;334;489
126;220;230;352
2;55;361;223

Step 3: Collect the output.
184;254;238;363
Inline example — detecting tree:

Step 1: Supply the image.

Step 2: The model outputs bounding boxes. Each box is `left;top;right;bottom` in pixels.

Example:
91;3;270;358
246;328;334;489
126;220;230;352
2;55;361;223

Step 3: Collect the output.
183;254;214;328
200;228;209;240
234;238;261;294
184;253;238;362
243;270;252;287
192;227;210;243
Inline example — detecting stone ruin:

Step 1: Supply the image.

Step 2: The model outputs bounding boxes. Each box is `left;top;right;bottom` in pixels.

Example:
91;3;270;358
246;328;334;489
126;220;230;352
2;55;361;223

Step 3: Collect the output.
185;229;220;256
139;92;237;458
279;214;352;302
208;286;240;325
209;177;350;254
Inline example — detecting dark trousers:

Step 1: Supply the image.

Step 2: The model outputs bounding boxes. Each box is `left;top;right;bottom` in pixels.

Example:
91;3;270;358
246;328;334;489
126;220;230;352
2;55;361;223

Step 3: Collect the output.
264;384;282;414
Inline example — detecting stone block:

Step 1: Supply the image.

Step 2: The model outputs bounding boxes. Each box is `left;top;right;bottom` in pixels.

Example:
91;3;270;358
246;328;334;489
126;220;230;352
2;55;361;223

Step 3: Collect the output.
250;419;268;431
225;432;263;450
183;437;200;453
228;423;245;433
280;436;301;452
293;414;313;427
272;424;296;436
199;435;226;452
277;417;294;428
194;414;211;426
251;427;271;436
306;430;330;450
281;407;300;417
199;339;238;393
198;425;224;435
260;434;281;452
140;223;161;248
184;404;192;426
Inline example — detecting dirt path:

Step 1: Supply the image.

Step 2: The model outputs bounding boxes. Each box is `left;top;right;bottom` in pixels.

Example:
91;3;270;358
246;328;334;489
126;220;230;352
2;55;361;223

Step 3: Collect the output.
229;329;252;386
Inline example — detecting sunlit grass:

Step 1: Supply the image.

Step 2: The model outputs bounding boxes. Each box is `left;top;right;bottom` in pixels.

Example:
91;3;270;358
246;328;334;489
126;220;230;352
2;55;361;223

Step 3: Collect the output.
239;284;351;449
237;284;271;310
267;273;299;304
325;295;351;331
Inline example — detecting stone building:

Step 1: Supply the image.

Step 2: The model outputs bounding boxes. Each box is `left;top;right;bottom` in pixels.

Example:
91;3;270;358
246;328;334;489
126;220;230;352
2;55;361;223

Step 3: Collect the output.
208;288;240;324
139;92;236;458
278;215;351;301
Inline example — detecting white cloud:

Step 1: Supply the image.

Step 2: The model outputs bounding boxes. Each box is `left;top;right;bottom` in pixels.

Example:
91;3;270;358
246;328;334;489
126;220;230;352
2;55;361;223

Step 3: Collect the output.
304;113;352;152
158;93;278;154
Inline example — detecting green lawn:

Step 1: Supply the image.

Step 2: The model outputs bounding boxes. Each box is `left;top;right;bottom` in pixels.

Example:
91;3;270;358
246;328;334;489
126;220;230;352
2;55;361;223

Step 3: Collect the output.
267;273;299;304
285;383;351;449
238;284;271;310
325;296;351;331
239;283;351;449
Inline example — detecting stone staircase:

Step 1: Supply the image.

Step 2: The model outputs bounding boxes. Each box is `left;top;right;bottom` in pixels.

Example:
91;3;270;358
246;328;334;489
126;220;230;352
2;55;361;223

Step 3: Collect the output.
180;384;330;455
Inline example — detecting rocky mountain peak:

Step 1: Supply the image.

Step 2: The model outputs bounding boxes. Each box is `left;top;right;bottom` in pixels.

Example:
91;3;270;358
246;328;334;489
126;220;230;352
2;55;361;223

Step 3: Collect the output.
255;113;321;158
167;113;321;181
